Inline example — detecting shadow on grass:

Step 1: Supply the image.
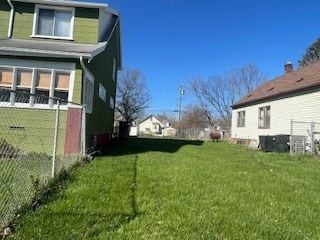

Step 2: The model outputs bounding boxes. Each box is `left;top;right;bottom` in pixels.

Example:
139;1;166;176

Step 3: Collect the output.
10;155;141;238
103;137;204;156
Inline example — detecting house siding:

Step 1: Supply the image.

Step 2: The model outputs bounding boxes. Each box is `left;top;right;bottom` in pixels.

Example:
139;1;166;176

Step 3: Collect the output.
6;2;99;44
85;24;119;145
72;68;83;104
231;90;320;147
0;1;10;38
0;108;67;155
139;116;163;135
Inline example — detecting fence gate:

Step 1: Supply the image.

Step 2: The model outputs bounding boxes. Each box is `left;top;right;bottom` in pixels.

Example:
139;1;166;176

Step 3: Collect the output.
290;120;320;155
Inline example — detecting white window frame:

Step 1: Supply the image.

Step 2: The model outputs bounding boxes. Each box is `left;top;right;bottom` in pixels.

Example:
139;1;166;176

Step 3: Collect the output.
32;4;75;40
0;59;75;110
258;106;271;129
98;83;106;102
237;110;245;127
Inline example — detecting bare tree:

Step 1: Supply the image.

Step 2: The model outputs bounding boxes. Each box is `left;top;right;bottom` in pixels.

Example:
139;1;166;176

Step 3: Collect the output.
180;105;209;130
189;64;265;129
116;68;151;123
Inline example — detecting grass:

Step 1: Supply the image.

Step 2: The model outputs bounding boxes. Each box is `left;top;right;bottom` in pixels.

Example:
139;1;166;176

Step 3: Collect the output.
7;138;320;239
0;154;81;230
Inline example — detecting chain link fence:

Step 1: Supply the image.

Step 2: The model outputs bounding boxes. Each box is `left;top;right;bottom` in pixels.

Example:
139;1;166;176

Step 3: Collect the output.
290;120;320;155
0;87;85;230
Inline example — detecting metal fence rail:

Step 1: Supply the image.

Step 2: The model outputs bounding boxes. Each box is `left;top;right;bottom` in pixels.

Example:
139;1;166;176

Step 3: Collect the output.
290;120;320;156
0;87;85;230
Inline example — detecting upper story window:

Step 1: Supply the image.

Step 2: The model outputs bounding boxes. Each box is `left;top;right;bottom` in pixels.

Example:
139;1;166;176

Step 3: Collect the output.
237;111;245;127
33;5;75;40
258;106;271;129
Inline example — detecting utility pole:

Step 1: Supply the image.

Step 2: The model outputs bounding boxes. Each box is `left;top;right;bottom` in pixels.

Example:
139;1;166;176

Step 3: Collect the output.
178;85;184;134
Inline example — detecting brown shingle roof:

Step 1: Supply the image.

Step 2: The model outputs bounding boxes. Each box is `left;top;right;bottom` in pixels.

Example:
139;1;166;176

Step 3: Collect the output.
232;60;320;108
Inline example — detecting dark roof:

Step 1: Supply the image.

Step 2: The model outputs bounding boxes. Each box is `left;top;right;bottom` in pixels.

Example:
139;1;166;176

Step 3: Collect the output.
0;39;105;59
232;60;320;109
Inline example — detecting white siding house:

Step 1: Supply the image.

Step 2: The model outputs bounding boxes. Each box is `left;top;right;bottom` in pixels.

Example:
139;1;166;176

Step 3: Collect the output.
138;115;163;135
231;62;320;147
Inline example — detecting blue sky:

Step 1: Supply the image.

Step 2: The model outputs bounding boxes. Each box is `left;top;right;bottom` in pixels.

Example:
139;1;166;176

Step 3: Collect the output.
88;0;320;114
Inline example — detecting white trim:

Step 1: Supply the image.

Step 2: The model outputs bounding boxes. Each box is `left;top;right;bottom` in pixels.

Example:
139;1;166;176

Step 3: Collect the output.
80;56;94;83
0;101;79;111
32;4;75;40
7;0;14;38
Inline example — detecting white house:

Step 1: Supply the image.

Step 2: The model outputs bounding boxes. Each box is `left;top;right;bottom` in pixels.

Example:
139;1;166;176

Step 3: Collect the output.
138;115;163;135
231;62;320;147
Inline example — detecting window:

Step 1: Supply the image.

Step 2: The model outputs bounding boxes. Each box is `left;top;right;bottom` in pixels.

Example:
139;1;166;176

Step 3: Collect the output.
237;111;245;127
34;6;74;39
98;83;106;102
110;97;114;109
35;71;51;104
0;66;71;107
112;58;116;81
0;68;13;87
54;72;69;103
16;69;33;103
258;106;270;129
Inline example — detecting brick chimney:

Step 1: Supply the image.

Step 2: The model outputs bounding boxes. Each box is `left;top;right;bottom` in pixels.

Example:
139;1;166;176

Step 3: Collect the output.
284;61;293;74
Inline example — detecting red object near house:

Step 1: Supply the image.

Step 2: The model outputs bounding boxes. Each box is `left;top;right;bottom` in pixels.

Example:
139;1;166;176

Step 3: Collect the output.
210;132;221;142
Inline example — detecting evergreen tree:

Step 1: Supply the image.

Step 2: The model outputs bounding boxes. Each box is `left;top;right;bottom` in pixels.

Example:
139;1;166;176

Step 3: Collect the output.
299;38;320;67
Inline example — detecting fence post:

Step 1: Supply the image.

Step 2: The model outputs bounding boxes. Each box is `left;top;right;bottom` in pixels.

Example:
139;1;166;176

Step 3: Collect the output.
290;119;293;155
52;100;60;178
81;104;86;157
311;121;315;156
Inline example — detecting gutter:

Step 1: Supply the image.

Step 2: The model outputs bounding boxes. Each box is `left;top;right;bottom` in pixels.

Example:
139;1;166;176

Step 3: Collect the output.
7;0;14;38
80;56;94;83
88;17;120;62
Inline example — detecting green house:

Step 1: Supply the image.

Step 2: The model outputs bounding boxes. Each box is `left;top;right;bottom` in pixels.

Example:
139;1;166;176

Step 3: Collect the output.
0;0;121;154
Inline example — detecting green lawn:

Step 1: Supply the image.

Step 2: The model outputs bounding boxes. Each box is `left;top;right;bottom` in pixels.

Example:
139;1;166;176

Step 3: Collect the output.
8;138;320;240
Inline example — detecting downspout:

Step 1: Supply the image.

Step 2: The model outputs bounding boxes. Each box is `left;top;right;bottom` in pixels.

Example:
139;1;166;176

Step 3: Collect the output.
7;0;14;38
79;56;95;157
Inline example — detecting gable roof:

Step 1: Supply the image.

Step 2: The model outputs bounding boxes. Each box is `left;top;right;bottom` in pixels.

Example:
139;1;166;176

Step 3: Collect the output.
232;60;320;109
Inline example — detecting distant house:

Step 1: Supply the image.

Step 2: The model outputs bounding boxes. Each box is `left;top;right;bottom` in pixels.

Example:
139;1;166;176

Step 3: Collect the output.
231;62;320;147
138;115;177;136
138;115;163;135
0;0;121;153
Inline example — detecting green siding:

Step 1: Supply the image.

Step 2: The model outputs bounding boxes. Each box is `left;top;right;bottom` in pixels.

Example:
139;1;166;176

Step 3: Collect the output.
0;1;10;38
74;8;99;43
12;2;35;40
72;69;83;104
9;2;99;44
0;108;67;155
85;25;120;138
